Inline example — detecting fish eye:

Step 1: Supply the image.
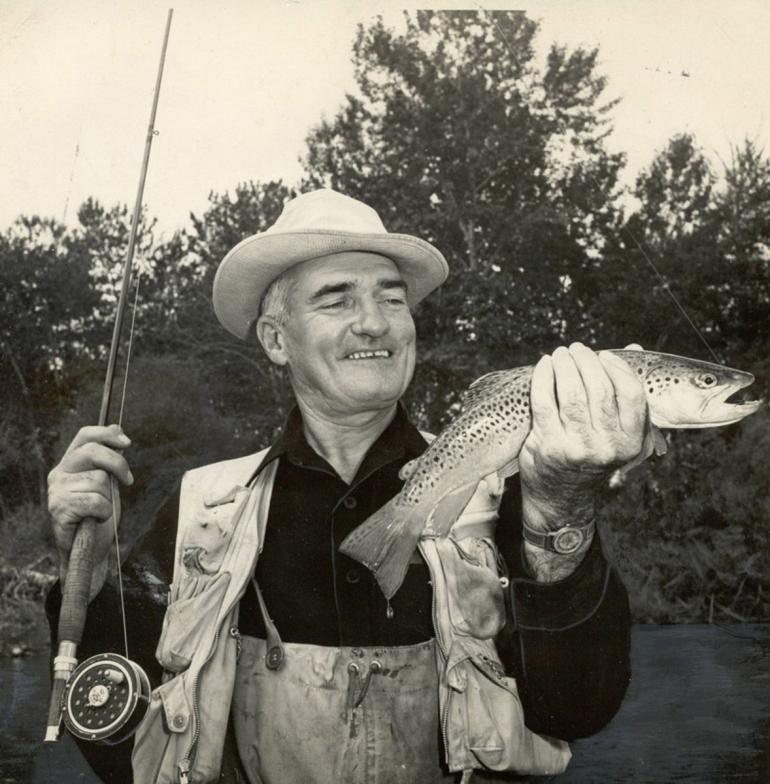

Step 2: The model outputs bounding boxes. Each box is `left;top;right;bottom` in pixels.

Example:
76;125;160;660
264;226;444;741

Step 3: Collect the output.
695;373;718;388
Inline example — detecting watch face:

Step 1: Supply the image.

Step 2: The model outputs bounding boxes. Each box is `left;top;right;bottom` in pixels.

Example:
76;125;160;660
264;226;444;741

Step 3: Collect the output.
552;526;585;554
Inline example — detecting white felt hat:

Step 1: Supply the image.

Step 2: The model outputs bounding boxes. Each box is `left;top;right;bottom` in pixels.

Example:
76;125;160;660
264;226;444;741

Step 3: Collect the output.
212;189;449;339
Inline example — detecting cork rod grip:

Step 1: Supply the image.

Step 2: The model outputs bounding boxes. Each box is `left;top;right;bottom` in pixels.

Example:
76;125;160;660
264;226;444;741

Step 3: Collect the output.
44;518;98;741
58;518;98;643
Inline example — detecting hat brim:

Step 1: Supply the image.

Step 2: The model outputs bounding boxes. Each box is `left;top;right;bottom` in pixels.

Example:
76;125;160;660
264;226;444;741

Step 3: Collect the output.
213;229;449;340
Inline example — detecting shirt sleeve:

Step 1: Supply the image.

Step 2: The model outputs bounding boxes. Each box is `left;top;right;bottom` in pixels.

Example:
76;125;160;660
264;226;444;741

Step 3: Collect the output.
494;477;632;740
45;486;181;783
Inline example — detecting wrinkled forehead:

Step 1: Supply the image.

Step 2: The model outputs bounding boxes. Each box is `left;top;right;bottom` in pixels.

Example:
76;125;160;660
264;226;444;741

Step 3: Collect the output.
289;251;405;296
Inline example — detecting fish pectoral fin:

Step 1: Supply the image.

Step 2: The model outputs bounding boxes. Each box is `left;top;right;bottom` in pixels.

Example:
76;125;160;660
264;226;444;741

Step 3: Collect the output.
651;425;668;456
427;482;480;536
614;422;667;482
497;457;519;480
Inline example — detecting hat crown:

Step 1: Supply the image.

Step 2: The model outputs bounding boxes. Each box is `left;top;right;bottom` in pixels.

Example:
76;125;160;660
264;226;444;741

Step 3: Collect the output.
269;189;387;235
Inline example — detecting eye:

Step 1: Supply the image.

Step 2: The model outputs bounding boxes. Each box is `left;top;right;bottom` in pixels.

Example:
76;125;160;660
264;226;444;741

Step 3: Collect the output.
321;299;347;311
695;373;718;388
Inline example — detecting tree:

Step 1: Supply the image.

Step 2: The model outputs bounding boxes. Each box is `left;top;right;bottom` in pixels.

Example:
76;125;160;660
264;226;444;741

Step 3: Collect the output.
144;180;295;444
712;140;770;364
302;10;626;425
585;134;726;356
0;216;97;506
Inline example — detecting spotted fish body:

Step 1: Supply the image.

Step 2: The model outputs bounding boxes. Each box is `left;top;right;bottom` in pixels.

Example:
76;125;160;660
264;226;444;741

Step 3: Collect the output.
340;350;762;599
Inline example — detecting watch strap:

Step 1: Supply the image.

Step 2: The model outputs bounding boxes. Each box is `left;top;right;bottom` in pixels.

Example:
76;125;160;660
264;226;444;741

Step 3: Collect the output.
522;518;595;554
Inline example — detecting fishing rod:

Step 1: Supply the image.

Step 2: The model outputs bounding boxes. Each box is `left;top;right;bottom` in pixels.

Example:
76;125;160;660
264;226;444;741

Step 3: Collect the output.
44;8;174;745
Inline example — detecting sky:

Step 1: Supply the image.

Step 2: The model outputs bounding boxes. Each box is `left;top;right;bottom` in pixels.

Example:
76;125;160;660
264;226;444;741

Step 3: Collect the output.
1;0;769;237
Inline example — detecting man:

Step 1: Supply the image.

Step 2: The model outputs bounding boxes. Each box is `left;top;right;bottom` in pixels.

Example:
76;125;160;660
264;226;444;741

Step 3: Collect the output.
47;189;639;783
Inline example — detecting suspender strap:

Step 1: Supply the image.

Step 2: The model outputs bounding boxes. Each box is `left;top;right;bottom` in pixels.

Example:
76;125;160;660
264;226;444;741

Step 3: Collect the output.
252;577;285;670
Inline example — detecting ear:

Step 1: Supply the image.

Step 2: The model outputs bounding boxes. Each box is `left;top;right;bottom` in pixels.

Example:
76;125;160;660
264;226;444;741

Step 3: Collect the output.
256;316;288;366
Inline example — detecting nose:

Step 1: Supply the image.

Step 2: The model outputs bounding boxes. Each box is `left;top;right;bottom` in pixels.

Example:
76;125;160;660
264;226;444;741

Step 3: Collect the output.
351;298;389;338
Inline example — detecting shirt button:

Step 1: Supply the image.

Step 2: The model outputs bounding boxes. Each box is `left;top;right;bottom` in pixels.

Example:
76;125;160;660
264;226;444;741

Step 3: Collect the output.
343;496;357;510
346;569;361;584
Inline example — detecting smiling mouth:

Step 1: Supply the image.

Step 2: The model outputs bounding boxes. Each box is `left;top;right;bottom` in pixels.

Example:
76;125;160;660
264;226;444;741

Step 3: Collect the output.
345;350;393;360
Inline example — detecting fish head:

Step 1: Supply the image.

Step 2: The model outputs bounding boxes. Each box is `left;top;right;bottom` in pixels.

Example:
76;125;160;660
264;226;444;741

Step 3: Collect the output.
614;350;763;428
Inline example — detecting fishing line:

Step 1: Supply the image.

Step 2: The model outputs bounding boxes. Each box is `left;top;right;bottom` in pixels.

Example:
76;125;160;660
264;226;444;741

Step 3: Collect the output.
616;223;722;363
62;123;82;225
118;259;144;428
109;258;146;661
110;477;130;661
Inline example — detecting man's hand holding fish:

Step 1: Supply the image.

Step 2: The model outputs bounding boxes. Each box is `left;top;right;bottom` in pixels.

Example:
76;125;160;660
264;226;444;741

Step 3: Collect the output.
520;343;648;581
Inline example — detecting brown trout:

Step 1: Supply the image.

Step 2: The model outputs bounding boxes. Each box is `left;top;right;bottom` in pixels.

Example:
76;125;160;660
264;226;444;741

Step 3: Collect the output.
340;350;762;599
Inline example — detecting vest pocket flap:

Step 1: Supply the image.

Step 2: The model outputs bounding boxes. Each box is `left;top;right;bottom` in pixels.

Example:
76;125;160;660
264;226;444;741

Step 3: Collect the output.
158;675;191;734
179;488;251;578
157;572;232;672
203;484;248;507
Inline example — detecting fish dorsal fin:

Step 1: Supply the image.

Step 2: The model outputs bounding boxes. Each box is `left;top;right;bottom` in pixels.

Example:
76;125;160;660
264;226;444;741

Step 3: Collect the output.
461;368;528;411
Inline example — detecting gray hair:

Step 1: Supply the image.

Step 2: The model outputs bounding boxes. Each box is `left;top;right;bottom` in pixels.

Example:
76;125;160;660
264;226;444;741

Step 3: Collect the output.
258;269;296;325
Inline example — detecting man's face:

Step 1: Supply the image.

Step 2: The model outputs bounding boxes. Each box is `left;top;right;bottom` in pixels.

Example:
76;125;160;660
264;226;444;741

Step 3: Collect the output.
267;252;417;417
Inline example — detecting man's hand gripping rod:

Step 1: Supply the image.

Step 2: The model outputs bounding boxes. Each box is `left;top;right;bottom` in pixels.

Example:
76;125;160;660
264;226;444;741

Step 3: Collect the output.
44;8;174;744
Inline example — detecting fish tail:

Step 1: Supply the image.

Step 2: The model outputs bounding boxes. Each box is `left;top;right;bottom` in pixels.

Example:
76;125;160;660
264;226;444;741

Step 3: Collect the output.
339;496;424;600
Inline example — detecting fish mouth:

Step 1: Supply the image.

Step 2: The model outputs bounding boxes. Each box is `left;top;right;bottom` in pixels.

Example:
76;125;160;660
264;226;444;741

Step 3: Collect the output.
698;372;764;426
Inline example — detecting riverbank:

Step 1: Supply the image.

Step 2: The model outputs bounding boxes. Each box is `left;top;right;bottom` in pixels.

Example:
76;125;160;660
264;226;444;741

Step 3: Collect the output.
3;624;769;783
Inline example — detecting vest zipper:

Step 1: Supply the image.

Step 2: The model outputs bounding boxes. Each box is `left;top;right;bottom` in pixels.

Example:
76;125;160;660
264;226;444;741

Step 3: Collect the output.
178;623;223;782
421;541;453;761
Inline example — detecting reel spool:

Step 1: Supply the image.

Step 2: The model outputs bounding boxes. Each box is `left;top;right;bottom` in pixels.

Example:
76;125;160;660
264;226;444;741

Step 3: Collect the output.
62;653;151;744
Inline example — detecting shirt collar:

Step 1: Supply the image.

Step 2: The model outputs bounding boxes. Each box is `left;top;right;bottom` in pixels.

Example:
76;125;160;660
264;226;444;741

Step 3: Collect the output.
254;402;428;481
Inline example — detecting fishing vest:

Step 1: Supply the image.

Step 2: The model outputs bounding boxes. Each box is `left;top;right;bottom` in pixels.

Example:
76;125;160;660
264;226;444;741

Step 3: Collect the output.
130;444;570;783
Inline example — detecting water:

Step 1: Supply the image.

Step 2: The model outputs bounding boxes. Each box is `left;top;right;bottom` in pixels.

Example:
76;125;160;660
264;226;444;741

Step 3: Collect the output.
0;655;99;784
2;625;769;783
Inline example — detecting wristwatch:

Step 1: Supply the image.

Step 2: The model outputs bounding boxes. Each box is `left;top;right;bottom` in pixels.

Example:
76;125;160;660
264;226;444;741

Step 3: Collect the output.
522;519;595;555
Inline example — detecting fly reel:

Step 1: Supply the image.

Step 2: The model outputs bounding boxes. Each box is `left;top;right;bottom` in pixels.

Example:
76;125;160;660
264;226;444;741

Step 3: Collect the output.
62;653;151;744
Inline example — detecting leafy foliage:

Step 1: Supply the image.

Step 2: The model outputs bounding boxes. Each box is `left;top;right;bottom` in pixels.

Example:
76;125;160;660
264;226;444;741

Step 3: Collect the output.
1;12;769;640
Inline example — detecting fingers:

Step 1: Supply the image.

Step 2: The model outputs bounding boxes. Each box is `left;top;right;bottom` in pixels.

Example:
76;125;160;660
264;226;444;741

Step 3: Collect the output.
551;346;590;429
59;439;134;487
599;351;648;437
531;342;647;451
569;343;617;430
530;354;561;436
58;469;113;504
64;490;115;523
67;424;131;455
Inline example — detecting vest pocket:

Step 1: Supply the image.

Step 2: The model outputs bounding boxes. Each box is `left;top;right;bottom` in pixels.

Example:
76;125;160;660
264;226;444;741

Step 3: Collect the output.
454;659;572;776
435;537;506;640
156;571;232;672
132;675;191;784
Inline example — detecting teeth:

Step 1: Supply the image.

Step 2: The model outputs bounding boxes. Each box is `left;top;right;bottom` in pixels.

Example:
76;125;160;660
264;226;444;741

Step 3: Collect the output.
347;350;391;360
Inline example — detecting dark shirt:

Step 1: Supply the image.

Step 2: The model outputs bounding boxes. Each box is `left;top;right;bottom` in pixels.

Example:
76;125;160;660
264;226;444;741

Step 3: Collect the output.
47;404;631;782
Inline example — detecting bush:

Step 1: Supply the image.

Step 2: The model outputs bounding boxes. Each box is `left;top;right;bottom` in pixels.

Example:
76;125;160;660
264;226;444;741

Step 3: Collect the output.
0;502;56;655
600;409;770;623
